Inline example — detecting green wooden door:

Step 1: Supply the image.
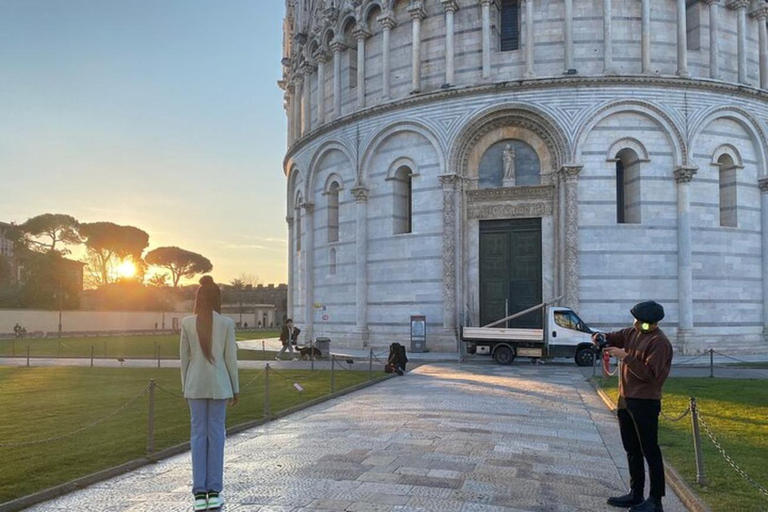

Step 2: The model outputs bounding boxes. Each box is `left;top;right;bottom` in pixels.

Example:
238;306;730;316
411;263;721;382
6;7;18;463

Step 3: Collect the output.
479;218;542;328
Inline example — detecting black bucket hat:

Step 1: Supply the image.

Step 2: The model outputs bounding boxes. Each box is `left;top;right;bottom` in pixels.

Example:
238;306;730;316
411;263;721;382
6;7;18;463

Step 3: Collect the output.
630;301;665;324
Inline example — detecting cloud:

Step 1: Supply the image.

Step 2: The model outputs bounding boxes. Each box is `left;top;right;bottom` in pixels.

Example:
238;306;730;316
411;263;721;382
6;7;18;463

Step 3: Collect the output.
241;235;287;244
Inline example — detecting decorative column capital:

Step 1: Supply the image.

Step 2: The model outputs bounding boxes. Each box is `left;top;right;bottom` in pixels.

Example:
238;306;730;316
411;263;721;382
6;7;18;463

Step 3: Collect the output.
480;0;500;7
330;38;347;53
286;81;297;94
300;202;315;214
750;5;768;19
378;11;397;29
727;0;749;11
408;2;426;20
353;23;372;41
701;0;720;5
301;62;316;76
759;177;768;193
438;174;461;189
286;216;294;226
674;165;698;183
313;47;330;64
441;0;459;12
559;165;583;181
351;185;369;203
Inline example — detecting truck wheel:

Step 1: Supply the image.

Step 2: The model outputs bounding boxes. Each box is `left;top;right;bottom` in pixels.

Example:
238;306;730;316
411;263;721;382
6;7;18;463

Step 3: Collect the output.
493;346;515;365
575;347;595;367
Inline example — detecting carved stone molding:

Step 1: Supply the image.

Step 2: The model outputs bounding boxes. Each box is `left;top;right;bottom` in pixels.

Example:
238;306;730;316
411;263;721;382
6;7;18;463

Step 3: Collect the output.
559;165;583;181
749;6;768;19
674;166;698;184
351;185;369;202
441;0;459;12
438;173;461;189
467;185;554;203
286;216;294;226
353;24;372;41
300;202;315;214
312;46;329;64
467;201;553;220
727;0;749;10
377;11;397;29
441;177;458;327
407;2;426;20
759;177;768;193
330;38;347;53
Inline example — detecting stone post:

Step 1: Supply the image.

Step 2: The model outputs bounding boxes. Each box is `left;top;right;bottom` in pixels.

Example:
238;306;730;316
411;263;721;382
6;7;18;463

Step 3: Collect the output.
603;0;613;74
301;202;315;342
751;6;768;89
439;174;460;332
313;47;328;125
378;11;397;100
481;0;493;80
331;38;345;118
676;0;690;77
442;0;459;86
302;63;315;135
702;0;720;80
560;166;582;311
760;178;768;340
729;0;749;84
408;3;426;92
524;0;536;79
286;216;295;319
353;24;371;108
352;185;370;345
675;166;697;350
564;0;574;72
641;0;651;73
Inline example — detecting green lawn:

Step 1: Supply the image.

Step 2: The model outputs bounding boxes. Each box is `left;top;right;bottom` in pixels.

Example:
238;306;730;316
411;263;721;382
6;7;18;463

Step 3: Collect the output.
0;366;384;503
0;331;280;360
599;377;768;512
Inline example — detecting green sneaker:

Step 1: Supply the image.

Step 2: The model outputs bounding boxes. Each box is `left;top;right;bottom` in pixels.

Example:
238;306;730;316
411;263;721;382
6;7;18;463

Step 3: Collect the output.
207;491;222;509
193;493;207;511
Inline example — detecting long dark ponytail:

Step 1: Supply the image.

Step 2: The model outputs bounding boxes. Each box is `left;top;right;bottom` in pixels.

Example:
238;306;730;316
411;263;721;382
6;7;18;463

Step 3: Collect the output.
194;275;221;364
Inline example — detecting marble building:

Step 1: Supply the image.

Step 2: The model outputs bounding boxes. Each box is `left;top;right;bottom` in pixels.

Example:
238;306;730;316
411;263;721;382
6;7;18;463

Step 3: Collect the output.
280;0;768;354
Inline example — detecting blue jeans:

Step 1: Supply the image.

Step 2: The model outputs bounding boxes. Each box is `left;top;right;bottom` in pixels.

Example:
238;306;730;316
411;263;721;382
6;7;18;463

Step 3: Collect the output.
188;399;228;494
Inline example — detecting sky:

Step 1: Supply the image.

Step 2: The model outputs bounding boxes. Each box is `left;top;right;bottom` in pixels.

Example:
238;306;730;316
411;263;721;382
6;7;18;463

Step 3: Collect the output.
0;0;289;285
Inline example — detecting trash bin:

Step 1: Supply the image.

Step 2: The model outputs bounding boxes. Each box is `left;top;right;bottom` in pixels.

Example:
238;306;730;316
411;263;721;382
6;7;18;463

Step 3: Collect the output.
315;337;331;358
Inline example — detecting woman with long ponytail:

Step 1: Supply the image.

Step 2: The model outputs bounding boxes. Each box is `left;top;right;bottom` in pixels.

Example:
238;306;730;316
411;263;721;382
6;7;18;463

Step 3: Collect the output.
180;276;239;511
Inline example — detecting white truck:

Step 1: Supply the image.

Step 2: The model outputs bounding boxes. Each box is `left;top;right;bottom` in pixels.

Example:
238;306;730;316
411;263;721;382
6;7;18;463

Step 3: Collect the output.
461;300;597;366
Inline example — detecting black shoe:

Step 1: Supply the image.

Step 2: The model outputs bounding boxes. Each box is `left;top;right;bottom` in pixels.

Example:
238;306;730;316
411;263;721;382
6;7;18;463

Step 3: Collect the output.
396;366;404;376
607;492;643;508
629;497;664;512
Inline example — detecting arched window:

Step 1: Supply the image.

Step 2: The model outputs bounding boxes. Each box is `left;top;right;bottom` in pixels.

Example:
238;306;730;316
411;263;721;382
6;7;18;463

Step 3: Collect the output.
478;139;540;189
718;154;738;227
327;181;340;242
393;166;413;234
329;248;337;275
616;148;641;224
500;0;520;51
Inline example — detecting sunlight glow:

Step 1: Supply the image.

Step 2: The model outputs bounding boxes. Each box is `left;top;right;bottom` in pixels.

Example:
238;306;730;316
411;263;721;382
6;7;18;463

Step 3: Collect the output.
117;261;137;279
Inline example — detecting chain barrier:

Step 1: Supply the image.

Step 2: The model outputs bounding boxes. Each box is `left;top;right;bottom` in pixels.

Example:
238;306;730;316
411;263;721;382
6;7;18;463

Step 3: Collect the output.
670;353;708;367
0;385;149;448
712;351;754;365
154;384;185;399
239;368;266;391
660;404;691;423
697;411;768;498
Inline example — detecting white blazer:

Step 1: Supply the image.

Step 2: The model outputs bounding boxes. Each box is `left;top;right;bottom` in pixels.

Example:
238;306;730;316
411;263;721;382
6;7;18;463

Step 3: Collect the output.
180;312;240;399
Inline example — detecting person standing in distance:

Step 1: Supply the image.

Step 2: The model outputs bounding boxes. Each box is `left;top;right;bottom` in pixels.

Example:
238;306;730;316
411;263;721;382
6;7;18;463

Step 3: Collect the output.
593;301;673;512
181;276;239;511
276;318;299;361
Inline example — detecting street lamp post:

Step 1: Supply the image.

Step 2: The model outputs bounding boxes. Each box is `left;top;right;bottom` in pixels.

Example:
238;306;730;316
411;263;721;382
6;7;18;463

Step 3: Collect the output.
57;281;63;337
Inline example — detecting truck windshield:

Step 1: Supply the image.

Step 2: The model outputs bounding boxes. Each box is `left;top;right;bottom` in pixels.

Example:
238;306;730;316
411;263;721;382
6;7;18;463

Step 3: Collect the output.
554;311;590;333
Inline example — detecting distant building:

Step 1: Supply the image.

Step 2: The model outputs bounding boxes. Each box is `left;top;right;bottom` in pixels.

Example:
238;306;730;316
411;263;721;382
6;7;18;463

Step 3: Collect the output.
221;283;288;328
0;222;14;258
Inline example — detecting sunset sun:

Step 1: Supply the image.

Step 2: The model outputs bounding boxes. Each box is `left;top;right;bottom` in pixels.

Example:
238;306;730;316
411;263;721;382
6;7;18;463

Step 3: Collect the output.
116;260;137;279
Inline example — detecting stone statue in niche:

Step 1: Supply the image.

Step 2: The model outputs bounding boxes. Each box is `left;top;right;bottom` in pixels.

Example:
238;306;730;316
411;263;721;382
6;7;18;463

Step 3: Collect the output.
502;144;516;187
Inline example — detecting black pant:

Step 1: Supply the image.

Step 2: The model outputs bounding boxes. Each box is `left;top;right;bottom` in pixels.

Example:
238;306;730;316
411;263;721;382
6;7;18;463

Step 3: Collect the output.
618;398;665;500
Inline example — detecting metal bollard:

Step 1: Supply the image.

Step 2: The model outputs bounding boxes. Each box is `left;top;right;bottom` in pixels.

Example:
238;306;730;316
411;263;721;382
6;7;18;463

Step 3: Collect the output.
369;348;373;380
709;349;714;378
26;346;30;367
90;345;94;368
331;355;336;393
157;345;161;368
262;339;265;354
264;364;271;418
147;380;156;454
690;397;707;486
310;340;315;371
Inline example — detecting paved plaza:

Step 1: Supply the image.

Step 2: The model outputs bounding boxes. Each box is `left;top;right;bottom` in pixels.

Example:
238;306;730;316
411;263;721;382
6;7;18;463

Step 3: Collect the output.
26;363;686;512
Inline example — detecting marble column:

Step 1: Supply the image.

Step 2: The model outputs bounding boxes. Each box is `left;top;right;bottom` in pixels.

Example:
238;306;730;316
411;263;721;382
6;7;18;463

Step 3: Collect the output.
524;0;536;79
302;64;315;135
676;0;690;77
313;48;328;125
408;2;426;92
301;202;315;342
751;7;768;89
331;39;345;118
439;174;460;332
703;0;720;80
729;0;749;84
760;178;768;340
565;0;574;72
560;166;582;311
378;11;397;100
481;0;493;79
675;166;697;350
287;82;296;146
641;0;651;73
352;185;370;345
286;216;295;319
294;77;304;140
353;25;371;108
442;0;459;86
604;0;614;73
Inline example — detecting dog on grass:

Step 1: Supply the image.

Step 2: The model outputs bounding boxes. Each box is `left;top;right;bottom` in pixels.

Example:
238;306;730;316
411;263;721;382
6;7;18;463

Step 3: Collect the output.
297;346;323;360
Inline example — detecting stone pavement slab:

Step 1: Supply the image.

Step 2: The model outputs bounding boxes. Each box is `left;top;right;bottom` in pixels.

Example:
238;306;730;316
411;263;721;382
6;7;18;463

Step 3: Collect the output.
25;363;688;512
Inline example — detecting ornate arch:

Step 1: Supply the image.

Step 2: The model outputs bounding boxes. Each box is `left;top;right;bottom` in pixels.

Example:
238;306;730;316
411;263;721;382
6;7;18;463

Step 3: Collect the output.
606;137;650;162
360;120;446;182
323;172;346;193
711;144;745;169
287;165;304;216
449;103;570;177
337;12;358;39
690;106;768;177
362;0;384;25
573;99;687;167
306;141;356;198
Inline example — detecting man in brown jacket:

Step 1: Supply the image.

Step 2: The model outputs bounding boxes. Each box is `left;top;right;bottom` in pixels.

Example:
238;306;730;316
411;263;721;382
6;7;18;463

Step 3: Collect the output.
593;301;673;512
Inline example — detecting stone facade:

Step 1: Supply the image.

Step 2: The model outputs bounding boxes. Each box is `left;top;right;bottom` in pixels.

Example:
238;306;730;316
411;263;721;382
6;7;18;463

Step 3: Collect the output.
281;0;768;354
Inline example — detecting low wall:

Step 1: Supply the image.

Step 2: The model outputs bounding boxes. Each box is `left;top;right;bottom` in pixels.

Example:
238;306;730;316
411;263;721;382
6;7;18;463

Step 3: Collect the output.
0;310;192;335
